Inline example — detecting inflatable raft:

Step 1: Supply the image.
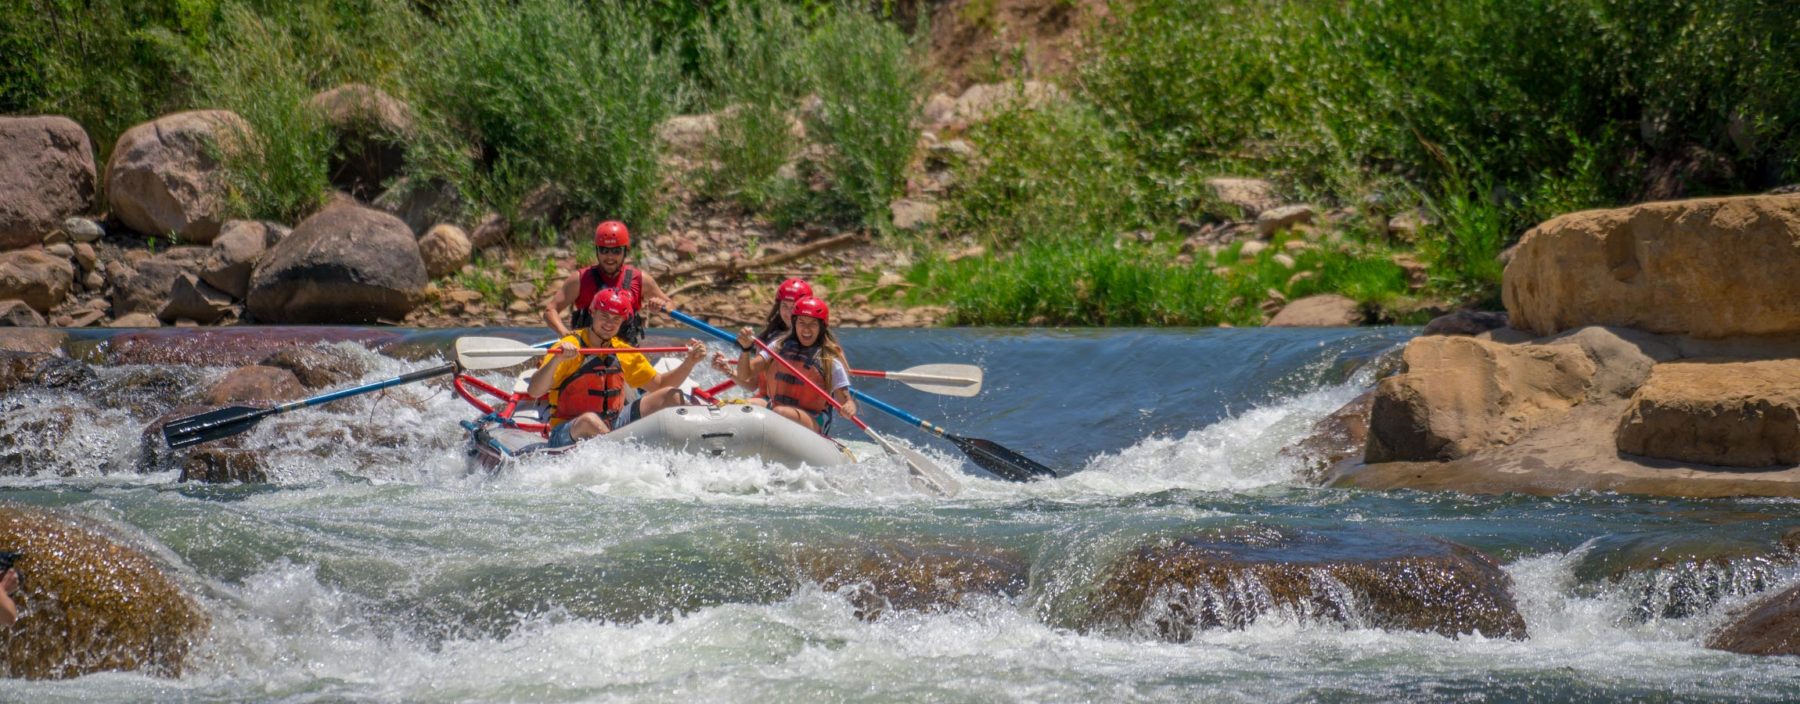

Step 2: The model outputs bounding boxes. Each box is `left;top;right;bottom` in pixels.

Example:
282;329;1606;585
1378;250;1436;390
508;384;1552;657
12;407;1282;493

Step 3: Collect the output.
454;371;853;472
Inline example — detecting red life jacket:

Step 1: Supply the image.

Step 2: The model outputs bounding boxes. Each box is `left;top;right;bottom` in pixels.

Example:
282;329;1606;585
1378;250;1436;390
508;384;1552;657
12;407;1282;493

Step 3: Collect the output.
757;335;831;414
571;264;644;343
550;332;627;425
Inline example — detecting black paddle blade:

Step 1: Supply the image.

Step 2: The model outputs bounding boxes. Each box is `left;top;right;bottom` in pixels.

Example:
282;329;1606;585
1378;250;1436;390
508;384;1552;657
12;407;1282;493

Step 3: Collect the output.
162;405;272;449
948;434;1057;482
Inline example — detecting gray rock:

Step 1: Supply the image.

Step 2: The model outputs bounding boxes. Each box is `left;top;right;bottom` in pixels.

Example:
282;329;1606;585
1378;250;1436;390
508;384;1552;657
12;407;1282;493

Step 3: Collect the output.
160;273;235;324
246;203;426;323
104;110;248;244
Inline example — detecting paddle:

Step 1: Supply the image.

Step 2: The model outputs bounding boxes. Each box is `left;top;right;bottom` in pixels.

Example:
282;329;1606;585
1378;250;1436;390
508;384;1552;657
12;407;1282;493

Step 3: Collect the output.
164;363;458;449
455;336;685;370
847;389;1057;482
849;364;982;397
748;334;961;497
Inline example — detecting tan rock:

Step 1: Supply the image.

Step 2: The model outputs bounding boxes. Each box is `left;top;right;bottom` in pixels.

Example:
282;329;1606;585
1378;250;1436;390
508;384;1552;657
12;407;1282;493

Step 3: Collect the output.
0;299;46;327
202;365;306;405
0;249;75;313
246;203;426;323
1708;581;1800;656
1504;194;1800;338
418;223;472;279
1255;204;1315;237
1616;360;1800;467
655;113;718;158
952;80;1064;123
0;328;65;353
1366;335;1596;462
0;116;96;250
1269;294;1362;327
107;312;161;328
890;198;940;230
1205;177;1281;218
199;220;285;299
104;110;249;244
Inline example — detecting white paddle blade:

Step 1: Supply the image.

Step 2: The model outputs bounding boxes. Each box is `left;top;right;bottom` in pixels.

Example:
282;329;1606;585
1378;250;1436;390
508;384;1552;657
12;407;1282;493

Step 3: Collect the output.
872;431;961;497
455;336;544;370
886;363;983;397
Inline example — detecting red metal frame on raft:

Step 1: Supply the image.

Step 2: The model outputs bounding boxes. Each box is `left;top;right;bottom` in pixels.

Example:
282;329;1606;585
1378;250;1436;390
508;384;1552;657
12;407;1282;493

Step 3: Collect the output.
454;373;551;435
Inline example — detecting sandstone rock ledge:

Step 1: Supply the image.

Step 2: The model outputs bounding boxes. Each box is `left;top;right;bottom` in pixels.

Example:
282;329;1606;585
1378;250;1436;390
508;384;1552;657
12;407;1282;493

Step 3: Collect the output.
1316;193;1800;499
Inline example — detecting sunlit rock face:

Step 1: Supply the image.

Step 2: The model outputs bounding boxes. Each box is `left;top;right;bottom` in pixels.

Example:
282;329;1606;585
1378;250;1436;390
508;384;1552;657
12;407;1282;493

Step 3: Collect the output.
0;505;209;679
1081;524;1526;641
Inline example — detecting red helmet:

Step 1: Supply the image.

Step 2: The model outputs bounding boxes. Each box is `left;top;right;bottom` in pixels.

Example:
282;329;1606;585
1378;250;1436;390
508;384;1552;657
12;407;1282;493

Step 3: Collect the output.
792;296;829;325
594;221;630;248
776;278;814;302
589;288;636;318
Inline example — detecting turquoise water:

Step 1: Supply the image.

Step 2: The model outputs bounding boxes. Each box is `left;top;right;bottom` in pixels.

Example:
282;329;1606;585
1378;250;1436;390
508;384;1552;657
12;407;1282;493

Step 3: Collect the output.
2;327;1798;701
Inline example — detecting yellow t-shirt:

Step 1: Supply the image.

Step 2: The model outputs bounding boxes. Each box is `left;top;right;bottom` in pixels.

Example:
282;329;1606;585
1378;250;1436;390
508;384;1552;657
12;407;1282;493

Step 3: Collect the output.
538;330;658;425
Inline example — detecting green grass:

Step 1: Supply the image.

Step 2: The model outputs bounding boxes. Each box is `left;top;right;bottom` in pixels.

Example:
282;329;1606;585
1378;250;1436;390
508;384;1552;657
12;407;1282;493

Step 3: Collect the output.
197;5;333;223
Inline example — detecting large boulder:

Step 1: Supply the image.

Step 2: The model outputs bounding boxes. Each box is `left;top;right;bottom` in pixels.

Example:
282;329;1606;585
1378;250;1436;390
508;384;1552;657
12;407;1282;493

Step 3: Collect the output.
372;177;464;236
0;249;75;313
306;84;415;200
1503;194;1800;339
199;220;287;299
108;246;209;315
1366;335;1595;462
1080;525;1525;641
0;116;96;250
0;505;209;679
245;203;427;323
104;110;249;245
952;80;1064;123
1616;360;1800;468
159;273;236;324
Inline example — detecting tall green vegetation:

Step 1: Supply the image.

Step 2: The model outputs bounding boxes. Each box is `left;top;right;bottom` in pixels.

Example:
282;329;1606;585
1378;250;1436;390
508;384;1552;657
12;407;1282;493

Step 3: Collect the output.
196;6;333;224
406;0;683;228
695;1;812;208
800;9;928;228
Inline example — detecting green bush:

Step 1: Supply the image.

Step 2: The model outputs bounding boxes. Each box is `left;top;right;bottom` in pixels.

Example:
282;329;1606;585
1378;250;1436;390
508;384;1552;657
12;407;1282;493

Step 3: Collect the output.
943;102;1148;247
405;0;682;230
799;9;927;228
694;0;813;207
196;5;334;223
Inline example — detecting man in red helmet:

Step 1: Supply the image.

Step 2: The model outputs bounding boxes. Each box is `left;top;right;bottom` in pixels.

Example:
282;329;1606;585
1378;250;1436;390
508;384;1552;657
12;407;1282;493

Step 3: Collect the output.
542;220;674;345
528;288;707;448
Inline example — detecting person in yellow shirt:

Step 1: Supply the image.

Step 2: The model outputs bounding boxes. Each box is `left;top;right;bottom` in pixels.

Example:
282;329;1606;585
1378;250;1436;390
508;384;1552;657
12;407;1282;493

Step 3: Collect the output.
527;288;707;448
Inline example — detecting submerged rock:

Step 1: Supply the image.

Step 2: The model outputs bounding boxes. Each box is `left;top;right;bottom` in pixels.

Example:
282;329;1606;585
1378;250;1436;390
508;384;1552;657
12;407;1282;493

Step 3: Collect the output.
1081;525;1526;641
791;539;1029;620
259;345;369;389
180;446;267;483
1281;390;1373;485
0;351;94;394
102;327;401;366
0;405;79;476
1573;529;1796;620
0;505;209;679
201;365;305;405
1709;581;1800;656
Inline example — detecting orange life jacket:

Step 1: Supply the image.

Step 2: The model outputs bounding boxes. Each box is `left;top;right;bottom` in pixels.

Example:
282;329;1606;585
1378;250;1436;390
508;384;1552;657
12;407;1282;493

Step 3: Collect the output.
757;336;831;414
551;332;627;424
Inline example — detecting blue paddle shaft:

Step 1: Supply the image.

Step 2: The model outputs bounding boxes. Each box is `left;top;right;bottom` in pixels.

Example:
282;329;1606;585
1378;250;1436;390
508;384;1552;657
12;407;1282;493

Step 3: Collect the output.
277;363;456;413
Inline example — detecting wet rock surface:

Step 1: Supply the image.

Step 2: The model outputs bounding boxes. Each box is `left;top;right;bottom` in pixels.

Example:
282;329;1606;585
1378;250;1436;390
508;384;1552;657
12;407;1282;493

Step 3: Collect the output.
1082;524;1526;641
790;539;1029;620
0;505;209;679
101;327;401;366
1573;529;1797;620
1708;581;1800;656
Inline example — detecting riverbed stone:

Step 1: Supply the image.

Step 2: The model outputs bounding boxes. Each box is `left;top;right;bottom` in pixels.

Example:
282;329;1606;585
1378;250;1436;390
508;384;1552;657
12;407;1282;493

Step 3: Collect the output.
0;300;46;327
791;539;1029;620
1574;529;1796;621
1269;294;1363;327
201;365;306;405
1615;360;1800;468
418;223;472;279
0;116;96;250
199;220;286;299
104;110;248;244
1081;525;1525;641
110;246;209;315
180;447;268;483
246;203;427;323
1708;581;1800;656
0;505;209;678
159;273;235;324
1206;178;1281;218
0;248;75;314
0;351;94;395
1503;193;1800;339
259;344;368;389
1282;391;1374;484
0;329;65;354
0;406;80;476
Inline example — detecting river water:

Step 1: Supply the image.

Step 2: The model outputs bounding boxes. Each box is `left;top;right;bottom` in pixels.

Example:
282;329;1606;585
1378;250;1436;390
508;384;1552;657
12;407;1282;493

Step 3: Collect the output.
2;326;1798;702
